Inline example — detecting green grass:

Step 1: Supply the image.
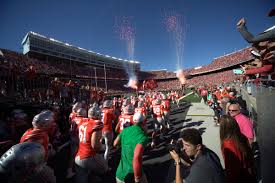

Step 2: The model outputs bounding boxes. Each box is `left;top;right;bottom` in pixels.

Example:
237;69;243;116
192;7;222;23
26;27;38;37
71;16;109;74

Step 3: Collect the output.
181;91;202;103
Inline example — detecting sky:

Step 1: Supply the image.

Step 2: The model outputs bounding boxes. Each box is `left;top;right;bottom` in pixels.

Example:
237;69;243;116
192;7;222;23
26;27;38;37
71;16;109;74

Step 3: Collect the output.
1;0;274;71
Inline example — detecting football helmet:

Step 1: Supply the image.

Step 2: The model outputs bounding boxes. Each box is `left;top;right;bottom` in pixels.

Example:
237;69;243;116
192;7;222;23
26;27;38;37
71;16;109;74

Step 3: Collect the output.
123;105;134;115
32;110;55;129
72;102;82;112
76;108;87;117
103;100;112;108
162;94;167;100
137;101;144;108
155;99;161;105
133;112;145;124
0;142;45;176
122;98;131;107
88;107;101;119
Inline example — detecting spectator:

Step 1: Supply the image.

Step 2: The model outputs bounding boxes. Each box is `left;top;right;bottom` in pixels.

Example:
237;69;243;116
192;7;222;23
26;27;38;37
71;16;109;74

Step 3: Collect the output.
237;17;275;43
169;128;225;183
228;103;254;145
219;115;256;183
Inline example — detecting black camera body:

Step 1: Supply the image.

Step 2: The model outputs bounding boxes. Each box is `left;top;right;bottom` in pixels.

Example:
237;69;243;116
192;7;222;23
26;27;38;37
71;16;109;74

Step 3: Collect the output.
167;140;193;165
167;140;183;154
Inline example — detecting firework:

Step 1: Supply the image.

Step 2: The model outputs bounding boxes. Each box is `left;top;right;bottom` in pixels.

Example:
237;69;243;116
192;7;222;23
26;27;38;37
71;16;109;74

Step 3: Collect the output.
163;10;187;70
115;16;135;60
176;69;186;85
115;16;138;90
124;76;138;90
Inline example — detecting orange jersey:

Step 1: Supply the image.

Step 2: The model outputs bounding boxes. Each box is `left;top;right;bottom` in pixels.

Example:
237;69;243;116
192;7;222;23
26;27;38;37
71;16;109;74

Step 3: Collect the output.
117;114;134;133
101;108;116;132
69;112;77;122
76;119;103;159
162;100;170;112
20;128;49;159
135;107;147;116
70;116;87;135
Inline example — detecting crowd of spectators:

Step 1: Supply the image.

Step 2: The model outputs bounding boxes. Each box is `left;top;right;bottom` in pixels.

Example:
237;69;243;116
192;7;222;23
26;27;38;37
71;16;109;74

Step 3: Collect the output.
188;70;239;86
0;48;248;101
153;79;181;91
189;48;252;75
0;49;132;80
139;70;177;80
0;49;65;76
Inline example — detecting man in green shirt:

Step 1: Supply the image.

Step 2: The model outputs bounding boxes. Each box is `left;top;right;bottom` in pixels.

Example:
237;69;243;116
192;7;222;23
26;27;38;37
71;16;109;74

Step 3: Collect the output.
114;112;149;183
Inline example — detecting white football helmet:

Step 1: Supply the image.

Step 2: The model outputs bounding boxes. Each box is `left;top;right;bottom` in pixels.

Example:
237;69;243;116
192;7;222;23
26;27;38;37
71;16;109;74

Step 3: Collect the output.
88;107;101;119
123;105;134;115
133;112;145;124
76;108;87;117
32;110;55;129
0;142;45;177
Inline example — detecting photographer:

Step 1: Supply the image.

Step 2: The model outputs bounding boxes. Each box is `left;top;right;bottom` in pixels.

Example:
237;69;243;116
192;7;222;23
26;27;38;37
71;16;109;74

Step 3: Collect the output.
169;128;225;183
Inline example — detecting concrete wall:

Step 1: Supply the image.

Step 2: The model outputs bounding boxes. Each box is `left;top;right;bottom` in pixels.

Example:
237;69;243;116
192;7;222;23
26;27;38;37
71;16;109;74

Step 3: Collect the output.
256;87;275;183
242;85;275;183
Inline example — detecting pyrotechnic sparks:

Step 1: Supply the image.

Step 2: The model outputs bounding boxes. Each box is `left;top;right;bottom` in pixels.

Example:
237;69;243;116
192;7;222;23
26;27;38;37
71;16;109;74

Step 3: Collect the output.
163;10;187;71
165;15;178;32
115;16;135;60
176;69;186;85
115;16;138;90
124;76;138;89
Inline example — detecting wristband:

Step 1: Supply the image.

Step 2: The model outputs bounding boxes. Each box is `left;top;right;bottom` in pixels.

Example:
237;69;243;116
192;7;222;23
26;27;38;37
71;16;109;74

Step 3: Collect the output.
174;161;181;166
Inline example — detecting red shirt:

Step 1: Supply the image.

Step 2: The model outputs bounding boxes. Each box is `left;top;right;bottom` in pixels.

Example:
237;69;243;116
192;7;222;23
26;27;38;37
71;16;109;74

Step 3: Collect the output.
76;119;103;159
117;114;134;133
245;64;273;76
20;128;49;159
69;112;77;122
200;89;208;97
102;108;116;132
135;107;147;116
222;139;255;183
162;99;170;112
71;116;86;135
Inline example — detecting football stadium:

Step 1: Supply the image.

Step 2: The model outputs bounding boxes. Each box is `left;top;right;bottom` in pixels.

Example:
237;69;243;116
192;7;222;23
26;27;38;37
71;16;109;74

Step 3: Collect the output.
0;2;274;183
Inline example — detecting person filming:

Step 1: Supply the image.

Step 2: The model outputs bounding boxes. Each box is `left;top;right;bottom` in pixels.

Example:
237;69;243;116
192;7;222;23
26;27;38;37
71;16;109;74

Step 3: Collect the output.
169;128;225;183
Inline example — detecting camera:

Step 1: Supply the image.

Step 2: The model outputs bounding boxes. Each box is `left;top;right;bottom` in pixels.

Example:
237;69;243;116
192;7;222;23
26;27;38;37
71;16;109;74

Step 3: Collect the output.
167;139;193;165
167;140;183;154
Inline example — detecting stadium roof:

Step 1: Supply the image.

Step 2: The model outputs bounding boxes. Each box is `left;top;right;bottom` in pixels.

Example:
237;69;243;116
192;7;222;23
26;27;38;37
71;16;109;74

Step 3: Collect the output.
22;31;140;64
